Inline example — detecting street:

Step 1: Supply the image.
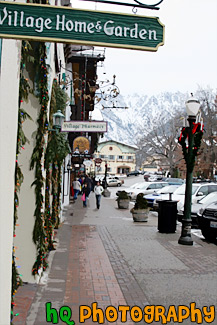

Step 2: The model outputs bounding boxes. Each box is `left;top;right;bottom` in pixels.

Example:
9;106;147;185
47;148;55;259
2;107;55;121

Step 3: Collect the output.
14;176;217;325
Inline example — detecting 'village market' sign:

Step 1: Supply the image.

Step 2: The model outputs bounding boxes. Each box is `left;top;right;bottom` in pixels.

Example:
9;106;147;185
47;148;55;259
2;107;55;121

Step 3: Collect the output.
0;2;164;51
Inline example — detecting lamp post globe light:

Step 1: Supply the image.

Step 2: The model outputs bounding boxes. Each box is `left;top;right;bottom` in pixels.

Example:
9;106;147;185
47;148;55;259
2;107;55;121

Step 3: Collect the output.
53;110;65;130
178;94;201;245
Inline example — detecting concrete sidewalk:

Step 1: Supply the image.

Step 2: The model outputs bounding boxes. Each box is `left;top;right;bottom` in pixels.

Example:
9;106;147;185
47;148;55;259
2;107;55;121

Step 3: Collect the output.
13;192;217;324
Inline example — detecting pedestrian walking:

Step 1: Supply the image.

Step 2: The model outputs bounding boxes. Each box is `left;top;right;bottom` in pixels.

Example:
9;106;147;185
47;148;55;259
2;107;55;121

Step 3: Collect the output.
70;184;74;198
72;178;81;200
78;175;84;186
94;181;104;209
81;183;90;207
84;174;93;192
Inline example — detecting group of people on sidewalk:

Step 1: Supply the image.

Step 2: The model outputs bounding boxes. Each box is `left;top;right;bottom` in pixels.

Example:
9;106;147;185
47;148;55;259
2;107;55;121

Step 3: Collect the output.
72;175;104;209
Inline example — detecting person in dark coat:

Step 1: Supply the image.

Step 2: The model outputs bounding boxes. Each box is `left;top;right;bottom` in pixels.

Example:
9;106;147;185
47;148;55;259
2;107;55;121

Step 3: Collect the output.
81;183;90;207
84;175;93;193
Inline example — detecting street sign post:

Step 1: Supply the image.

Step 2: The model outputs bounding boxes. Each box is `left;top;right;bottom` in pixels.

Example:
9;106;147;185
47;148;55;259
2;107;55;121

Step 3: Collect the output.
0;2;164;51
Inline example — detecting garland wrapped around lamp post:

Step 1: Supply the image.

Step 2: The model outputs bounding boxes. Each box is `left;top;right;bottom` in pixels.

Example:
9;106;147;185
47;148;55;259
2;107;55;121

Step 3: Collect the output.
178;95;203;246
178;122;204;171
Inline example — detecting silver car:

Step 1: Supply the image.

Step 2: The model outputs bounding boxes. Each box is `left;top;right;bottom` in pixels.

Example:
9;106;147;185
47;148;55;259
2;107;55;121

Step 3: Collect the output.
126;182;168;200
107;178;122;187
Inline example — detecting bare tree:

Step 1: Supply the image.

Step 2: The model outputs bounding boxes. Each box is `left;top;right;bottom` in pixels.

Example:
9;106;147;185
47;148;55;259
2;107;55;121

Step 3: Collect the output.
137;113;184;177
195;88;217;179
136;88;216;179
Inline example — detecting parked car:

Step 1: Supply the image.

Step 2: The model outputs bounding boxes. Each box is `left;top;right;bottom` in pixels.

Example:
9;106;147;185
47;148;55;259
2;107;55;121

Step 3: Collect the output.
107;178;122;187
95;175;106;182
126;170;140;177
144;172;155;181
122;181;168;200
111;176;124;184
162;178;185;185
96;175;124;186
197;202;217;242
173;183;217;211
177;192;217;228
116;182;142;197
144;185;180;209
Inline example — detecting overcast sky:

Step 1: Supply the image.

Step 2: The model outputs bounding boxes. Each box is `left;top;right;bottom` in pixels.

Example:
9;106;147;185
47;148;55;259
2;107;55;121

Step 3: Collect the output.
72;0;217;97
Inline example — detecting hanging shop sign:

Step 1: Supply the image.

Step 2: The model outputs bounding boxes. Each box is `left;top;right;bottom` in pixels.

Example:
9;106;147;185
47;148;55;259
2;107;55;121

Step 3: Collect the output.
73;136;90;154
61;121;107;133
0;2;164;51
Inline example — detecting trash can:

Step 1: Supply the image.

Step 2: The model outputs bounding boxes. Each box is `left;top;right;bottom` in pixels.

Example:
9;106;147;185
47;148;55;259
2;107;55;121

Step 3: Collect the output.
157;200;177;233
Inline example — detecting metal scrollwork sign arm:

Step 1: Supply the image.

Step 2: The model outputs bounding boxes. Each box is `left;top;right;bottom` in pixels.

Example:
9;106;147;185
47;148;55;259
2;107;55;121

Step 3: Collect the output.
79;0;164;10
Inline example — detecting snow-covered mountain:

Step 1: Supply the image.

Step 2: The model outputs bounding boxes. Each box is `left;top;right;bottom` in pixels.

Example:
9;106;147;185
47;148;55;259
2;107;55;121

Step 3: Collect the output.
96;91;188;145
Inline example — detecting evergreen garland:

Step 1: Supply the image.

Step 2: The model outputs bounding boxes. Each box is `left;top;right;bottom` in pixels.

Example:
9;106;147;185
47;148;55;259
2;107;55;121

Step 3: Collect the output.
44;83;56;250
11;41;32;322
44;166;54;250
44;80;70;236
52;162;59;227
178;122;204;172
56;162;62;228
30;64;69;275
30;43;49;276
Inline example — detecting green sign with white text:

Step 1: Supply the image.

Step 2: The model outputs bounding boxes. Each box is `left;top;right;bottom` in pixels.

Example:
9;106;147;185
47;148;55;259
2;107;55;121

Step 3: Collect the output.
0;1;164;51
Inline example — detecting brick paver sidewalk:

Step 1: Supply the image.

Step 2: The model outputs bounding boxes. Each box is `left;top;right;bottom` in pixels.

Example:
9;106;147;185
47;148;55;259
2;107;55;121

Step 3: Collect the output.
13;203;139;324
13;193;217;325
64;225;134;325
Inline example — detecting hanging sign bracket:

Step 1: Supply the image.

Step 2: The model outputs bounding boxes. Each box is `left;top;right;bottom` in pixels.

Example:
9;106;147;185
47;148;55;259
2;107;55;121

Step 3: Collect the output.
79;0;164;10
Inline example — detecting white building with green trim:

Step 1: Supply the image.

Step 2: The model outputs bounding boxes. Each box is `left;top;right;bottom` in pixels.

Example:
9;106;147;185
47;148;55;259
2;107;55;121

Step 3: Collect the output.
94;140;137;175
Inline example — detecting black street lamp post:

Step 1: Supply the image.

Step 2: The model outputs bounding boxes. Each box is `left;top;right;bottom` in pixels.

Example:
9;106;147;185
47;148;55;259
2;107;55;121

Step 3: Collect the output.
178;95;202;246
103;160;111;197
104;161;108;189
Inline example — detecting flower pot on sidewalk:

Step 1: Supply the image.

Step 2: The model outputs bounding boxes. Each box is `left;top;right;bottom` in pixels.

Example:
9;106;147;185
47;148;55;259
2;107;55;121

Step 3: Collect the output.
103;188;111;197
131;208;149;222
130;193;149;222
118;199;130;209
116;191;130;209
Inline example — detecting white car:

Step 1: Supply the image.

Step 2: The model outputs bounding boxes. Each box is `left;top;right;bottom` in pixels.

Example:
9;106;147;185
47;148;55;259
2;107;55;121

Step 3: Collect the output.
177;191;217;228
107;178;122;187
172;183;217;211
95;175;105;182
144;185;180;209
116;182;143;197
124;182;168;200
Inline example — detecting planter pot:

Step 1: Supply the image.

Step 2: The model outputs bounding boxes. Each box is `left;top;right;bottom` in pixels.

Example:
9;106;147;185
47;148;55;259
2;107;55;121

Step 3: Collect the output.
131;209;149;222
117;199;130;209
103;189;111;197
